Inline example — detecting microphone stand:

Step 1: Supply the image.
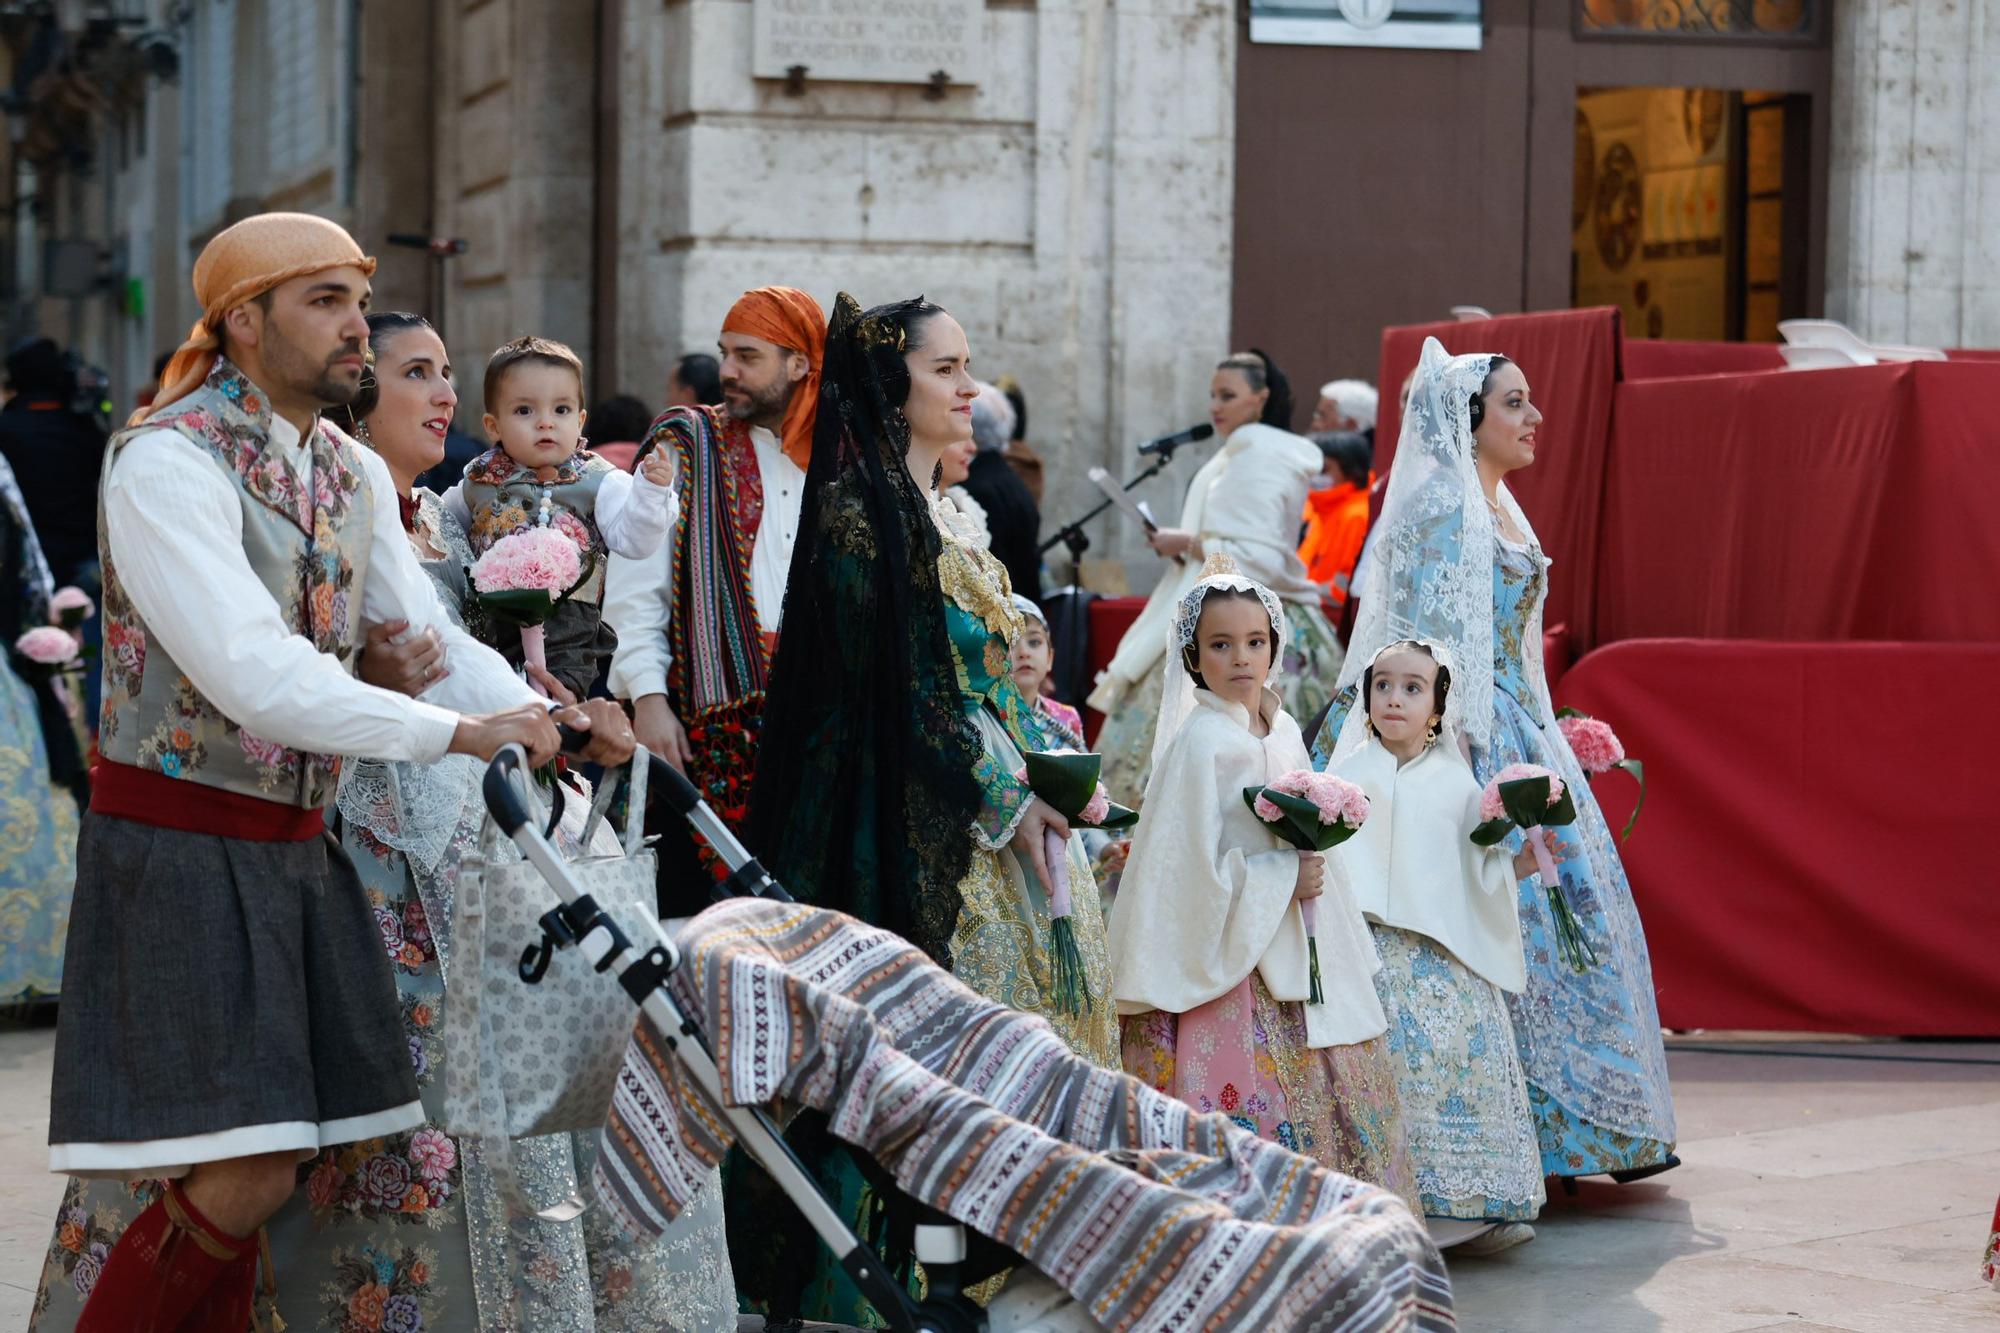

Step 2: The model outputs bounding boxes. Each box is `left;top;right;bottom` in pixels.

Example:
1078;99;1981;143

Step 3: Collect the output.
1039;434;1195;566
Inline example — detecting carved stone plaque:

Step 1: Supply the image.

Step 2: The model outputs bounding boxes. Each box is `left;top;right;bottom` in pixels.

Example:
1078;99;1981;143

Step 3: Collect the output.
753;0;984;86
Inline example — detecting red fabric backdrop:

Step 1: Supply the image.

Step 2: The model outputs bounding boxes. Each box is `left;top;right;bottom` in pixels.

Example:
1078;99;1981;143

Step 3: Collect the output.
1077;327;2000;1035
1557;639;2000;1036
1594;360;2000;643
1377;309;1623;649
1623;343;2000;380
1622;339;1785;380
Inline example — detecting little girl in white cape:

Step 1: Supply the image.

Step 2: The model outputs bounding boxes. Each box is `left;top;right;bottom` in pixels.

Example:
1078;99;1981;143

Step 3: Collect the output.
1109;554;1418;1208
1328;639;1547;1249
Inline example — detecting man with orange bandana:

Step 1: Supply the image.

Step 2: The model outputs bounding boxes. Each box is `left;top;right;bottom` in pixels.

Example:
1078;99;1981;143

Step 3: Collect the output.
45;212;635;1330
603;286;824;910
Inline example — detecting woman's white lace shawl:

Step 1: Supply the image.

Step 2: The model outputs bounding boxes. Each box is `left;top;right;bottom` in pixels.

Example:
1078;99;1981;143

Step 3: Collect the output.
337;491;484;885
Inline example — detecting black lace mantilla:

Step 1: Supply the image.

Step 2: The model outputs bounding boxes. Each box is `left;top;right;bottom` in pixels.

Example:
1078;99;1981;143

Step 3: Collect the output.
748;293;983;967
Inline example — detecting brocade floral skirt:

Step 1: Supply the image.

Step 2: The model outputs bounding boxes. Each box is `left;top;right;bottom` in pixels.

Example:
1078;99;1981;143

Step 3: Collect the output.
1371;924;1544;1221
1120;970;1420;1213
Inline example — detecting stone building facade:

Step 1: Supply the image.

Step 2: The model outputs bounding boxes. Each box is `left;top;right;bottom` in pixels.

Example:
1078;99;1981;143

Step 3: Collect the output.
1824;0;2000;349
6;0;1997;571
7;0;1235;568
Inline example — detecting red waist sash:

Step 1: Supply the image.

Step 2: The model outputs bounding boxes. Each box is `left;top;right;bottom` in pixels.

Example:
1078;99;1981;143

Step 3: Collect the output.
89;760;326;843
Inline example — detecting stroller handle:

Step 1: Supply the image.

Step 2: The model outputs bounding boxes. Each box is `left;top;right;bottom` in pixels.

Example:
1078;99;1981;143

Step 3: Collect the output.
486;734;792;905
487;726;702;826
482;742;539;835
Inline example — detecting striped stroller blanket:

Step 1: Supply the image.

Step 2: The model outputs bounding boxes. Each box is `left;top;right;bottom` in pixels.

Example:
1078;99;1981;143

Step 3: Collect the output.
594;899;1454;1332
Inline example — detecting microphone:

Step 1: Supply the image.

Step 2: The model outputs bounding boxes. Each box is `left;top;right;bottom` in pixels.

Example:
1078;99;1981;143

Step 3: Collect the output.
1137;423;1214;456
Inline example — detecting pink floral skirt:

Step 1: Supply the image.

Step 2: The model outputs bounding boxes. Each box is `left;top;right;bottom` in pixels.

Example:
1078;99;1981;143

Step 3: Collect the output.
1121;971;1420;1212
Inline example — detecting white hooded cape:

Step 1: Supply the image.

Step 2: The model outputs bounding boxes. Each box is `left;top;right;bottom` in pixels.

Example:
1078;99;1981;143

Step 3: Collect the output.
1330;735;1526;993
1108;687;1387;1048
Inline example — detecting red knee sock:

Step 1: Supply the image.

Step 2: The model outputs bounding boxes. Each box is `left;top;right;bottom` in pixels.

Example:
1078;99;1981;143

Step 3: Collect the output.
76;1179;256;1333
176;1243;261;1333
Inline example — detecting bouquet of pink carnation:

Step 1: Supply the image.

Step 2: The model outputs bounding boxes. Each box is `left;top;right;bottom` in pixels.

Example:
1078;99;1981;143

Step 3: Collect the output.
13;625;87;718
468;528;592;696
1556;708;1646;843
1013;749;1138;1016
48;586;94;631
1472;763;1593;971
1243;768;1370;1004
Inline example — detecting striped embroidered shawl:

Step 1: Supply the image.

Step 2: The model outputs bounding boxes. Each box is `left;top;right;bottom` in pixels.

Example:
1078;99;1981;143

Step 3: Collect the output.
594;899;1454;1332
651;404;765;714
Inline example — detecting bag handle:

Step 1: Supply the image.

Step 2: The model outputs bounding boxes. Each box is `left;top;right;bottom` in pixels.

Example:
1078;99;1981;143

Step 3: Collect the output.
450;801;592;1223
579;744;651;857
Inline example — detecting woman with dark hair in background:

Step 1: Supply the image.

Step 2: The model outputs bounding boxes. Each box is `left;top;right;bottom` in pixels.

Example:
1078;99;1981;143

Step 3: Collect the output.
1086;347;1343;809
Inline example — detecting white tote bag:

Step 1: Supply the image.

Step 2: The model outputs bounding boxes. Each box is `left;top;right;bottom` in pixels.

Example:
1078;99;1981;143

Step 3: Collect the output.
443;752;658;1151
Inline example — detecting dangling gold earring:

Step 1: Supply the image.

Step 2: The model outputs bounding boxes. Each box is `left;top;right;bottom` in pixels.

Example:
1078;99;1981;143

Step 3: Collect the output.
1426;715;1442;743
1362;714;1375;735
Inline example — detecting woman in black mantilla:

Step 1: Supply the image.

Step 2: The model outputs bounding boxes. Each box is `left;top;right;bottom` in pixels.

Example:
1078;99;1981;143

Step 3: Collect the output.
752;293;1114;1056
741;293;1116;1323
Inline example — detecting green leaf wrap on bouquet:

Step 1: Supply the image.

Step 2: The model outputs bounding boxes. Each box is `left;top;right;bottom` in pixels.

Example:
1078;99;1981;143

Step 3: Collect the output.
1023;750;1138;830
1614;757;1646;844
472;586;559;629
1240;787;1365;854
1018;751;1131;1014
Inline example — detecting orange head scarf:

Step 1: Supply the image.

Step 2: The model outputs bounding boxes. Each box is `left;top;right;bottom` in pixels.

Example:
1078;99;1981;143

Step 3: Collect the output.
136;212;377;426
721;286;826;469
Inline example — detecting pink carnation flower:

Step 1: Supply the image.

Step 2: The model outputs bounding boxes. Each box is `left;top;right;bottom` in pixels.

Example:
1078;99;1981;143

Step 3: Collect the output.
1306;772;1371;828
1481;762;1564;820
1558;714;1625;774
1080;787;1111;824
15;625;80;667
49;586;95;621
470;527;584;596
1268;770;1315;799
1252;793;1283;821
1261;769;1370;828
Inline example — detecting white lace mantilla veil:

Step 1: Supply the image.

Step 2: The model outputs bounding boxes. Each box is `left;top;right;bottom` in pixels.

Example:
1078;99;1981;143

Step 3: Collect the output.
1149;552;1290;774
1329;336;1561;768
1342;635;1471;757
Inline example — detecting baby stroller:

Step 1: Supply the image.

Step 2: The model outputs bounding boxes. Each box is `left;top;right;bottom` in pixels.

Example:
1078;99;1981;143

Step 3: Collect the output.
482;739;1453;1333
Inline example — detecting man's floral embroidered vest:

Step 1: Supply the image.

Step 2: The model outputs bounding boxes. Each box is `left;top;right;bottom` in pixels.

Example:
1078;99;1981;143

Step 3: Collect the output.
95;359;374;809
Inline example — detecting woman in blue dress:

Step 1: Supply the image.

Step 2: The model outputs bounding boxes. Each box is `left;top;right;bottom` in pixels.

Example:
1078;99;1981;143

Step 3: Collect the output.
1317;337;1677;1183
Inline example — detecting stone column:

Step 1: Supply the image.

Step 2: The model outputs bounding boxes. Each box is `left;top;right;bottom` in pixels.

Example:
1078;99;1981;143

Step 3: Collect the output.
1825;0;2000;348
434;0;600;415
602;0;1237;577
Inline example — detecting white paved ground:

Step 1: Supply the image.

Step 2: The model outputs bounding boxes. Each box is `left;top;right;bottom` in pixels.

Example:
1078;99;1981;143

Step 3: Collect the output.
2;1023;1993;1331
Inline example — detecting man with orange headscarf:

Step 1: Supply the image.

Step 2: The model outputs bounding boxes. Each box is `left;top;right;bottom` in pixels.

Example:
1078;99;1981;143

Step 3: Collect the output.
46;212;634;1331
603;285;824;911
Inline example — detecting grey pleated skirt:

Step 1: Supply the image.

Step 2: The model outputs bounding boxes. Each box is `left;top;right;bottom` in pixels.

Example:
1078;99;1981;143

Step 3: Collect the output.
48;810;423;1178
